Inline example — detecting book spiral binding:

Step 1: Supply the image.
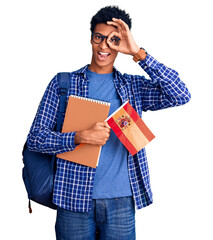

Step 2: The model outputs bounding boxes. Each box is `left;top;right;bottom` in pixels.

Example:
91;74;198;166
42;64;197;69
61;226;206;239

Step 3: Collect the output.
70;95;110;106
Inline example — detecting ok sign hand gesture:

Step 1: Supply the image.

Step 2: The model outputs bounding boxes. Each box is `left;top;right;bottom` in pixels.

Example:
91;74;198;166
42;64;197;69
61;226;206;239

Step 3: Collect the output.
107;18;140;56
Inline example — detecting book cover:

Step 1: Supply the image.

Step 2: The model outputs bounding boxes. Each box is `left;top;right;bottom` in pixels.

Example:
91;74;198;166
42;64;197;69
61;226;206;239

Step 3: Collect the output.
57;95;110;168
105;101;155;156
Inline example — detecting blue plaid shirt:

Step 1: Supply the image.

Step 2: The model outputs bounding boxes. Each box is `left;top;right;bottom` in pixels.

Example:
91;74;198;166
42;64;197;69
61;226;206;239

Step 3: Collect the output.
27;54;191;212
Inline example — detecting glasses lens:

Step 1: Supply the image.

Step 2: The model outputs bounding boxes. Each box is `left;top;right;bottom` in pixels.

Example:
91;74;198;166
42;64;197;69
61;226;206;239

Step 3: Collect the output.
92;33;103;44
110;36;120;45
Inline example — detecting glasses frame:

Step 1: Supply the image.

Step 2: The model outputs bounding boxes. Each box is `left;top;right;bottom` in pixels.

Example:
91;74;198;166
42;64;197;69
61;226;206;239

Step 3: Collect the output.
92;32;120;46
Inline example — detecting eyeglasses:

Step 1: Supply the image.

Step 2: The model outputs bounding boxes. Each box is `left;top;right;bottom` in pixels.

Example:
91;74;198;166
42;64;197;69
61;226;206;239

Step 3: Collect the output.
92;33;120;46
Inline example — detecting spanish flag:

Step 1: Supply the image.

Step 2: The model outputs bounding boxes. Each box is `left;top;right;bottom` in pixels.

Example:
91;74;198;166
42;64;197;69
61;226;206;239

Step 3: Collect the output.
105;101;155;156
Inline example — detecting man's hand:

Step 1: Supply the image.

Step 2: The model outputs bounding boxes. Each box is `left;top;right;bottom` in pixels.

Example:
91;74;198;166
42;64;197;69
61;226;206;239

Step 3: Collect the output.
74;122;111;146
107;18;140;56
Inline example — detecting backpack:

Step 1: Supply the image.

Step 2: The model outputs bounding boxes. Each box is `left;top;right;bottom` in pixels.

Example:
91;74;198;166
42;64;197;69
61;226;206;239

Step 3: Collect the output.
22;72;70;213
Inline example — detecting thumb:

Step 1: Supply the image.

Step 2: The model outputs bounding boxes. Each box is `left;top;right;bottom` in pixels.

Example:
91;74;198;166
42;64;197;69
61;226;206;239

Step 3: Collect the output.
104;122;111;129
98;121;111;129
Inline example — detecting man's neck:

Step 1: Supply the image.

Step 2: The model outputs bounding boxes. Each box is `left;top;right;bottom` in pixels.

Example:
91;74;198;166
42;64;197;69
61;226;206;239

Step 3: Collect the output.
89;61;113;74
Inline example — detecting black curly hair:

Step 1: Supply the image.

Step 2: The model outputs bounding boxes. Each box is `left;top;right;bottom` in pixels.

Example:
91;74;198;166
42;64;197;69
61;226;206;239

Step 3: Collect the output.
90;6;132;33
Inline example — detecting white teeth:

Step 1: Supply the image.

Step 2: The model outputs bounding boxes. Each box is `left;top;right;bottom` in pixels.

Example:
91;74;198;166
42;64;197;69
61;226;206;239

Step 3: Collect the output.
99;52;109;55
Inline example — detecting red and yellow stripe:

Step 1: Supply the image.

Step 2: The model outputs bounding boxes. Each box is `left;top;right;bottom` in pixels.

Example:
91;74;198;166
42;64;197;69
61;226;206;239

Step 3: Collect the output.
107;102;155;155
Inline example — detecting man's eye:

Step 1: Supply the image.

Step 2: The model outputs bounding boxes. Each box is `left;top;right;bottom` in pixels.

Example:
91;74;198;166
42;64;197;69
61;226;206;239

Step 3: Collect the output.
110;36;119;45
95;35;102;40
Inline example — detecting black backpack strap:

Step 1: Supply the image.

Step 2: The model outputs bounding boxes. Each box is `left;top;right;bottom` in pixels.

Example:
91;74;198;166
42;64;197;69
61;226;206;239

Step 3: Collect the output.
56;72;71;132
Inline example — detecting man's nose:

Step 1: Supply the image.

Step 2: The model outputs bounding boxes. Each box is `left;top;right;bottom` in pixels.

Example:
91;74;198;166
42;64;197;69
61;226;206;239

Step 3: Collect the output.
99;37;109;49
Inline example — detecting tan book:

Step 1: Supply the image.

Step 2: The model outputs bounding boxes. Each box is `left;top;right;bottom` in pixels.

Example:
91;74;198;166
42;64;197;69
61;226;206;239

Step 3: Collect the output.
57;95;110;168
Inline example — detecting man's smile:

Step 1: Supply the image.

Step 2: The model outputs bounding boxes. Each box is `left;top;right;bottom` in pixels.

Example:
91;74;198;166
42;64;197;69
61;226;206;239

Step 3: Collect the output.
98;52;111;61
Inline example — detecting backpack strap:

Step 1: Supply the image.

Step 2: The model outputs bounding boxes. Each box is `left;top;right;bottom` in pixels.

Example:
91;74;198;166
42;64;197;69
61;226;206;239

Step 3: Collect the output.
56;72;71;132
50;72;70;171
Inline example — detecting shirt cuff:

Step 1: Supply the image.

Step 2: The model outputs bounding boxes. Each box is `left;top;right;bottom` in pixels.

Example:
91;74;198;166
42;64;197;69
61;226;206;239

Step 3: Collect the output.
61;131;79;152
138;54;159;70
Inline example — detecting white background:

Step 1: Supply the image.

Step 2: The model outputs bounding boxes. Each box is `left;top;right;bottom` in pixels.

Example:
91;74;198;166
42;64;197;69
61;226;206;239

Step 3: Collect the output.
1;0;213;239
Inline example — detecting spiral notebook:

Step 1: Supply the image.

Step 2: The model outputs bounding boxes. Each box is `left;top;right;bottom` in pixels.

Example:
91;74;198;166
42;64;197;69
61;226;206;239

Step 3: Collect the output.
57;95;110;168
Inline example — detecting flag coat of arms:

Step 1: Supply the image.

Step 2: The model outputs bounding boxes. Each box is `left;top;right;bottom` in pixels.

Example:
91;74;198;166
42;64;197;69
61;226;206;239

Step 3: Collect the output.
105;101;155;156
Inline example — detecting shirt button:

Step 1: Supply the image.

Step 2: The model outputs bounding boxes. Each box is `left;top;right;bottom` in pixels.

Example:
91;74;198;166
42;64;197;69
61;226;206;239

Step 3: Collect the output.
90;177;93;180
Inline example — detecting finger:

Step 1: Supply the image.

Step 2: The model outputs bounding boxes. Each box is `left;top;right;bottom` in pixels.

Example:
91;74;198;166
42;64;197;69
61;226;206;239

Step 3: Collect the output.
112;18;129;31
98;122;111;129
110;18;125;31
107;20;122;32
100;121;111;130
104;122;111;129
95;122;106;129
107;32;121;50
107;39;119;51
108;31;122;40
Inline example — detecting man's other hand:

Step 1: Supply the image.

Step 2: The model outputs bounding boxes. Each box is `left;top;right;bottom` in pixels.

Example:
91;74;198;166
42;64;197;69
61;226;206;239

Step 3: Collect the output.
74;122;111;146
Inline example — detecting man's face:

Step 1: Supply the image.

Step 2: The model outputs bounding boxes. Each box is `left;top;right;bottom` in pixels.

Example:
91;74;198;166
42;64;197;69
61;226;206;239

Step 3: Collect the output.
90;23;119;73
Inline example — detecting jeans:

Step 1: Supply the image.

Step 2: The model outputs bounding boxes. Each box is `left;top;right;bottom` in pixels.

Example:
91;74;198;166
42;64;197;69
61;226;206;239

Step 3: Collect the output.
55;196;136;240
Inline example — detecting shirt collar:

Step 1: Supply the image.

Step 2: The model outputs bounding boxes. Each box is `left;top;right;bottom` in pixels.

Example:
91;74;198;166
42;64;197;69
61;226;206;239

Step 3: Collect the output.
73;64;123;80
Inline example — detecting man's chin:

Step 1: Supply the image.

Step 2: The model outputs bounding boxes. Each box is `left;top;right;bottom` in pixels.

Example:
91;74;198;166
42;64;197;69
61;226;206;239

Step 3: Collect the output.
96;59;112;68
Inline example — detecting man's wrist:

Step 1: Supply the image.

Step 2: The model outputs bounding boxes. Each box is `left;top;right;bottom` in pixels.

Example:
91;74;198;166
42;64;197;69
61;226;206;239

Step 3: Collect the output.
133;48;147;62
131;46;140;56
74;130;86;145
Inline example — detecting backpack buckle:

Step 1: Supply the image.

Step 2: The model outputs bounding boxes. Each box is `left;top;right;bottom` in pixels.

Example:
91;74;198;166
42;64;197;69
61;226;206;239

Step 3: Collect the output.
60;88;67;96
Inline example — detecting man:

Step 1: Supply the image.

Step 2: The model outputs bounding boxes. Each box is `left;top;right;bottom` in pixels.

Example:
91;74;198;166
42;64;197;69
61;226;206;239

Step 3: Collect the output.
27;6;191;240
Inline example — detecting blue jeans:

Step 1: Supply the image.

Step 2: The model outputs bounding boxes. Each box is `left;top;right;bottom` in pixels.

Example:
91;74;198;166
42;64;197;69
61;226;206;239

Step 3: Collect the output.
55;196;136;240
